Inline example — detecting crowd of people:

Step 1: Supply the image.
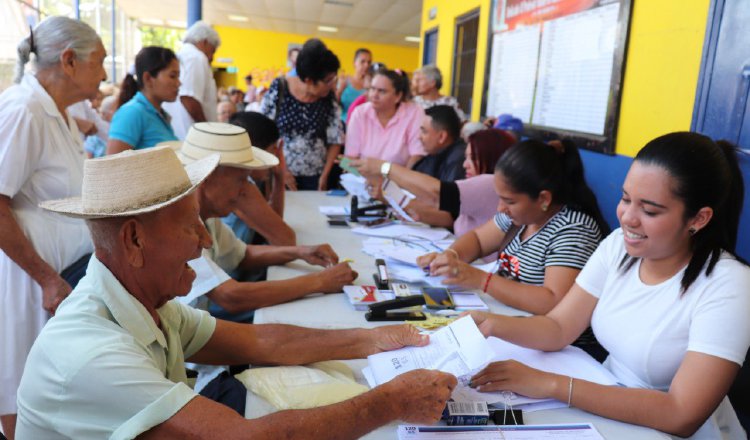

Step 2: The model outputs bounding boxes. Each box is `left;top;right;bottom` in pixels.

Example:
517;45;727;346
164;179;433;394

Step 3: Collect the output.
0;15;747;440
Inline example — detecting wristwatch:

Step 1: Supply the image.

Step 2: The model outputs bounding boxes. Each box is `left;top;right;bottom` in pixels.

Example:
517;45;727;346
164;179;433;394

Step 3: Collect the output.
380;161;392;178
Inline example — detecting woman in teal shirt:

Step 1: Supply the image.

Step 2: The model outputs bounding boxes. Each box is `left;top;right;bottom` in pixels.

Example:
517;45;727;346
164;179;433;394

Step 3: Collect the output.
336;48;371;125
106;46;180;154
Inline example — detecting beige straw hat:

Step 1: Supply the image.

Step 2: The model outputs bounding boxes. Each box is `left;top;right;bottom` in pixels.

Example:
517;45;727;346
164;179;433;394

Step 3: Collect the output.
39;146;220;219
178;122;279;170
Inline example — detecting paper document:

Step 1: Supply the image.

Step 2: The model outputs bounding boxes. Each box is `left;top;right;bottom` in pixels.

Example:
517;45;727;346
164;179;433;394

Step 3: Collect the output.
367;316;492;386
339;173;370;200
397;423;604;439
452;337;619;408
178;256;231;306
318;205;349;216
382;178;416;222
352;224;451;242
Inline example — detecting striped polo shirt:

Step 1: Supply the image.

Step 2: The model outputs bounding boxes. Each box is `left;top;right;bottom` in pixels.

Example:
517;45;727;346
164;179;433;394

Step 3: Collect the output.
493;206;603;285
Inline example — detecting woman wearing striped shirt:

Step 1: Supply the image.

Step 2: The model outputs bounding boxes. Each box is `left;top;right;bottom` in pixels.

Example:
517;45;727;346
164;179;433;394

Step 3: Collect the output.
418;139;609;316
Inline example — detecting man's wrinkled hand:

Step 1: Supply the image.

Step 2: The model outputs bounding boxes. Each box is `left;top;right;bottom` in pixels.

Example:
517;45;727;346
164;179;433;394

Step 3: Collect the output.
299;244;339;267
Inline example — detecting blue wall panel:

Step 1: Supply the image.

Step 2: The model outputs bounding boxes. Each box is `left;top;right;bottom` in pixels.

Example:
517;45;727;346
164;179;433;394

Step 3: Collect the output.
580;148;750;262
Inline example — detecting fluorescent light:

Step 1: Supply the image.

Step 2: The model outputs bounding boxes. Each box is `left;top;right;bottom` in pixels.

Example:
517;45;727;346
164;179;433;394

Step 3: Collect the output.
318;25;338;33
228;14;249;22
405;36;421;43
139;18;165;26
166;20;187;28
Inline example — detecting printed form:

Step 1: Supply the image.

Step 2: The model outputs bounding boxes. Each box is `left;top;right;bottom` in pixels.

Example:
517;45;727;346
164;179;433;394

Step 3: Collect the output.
397;423;605;439
366;316;492;386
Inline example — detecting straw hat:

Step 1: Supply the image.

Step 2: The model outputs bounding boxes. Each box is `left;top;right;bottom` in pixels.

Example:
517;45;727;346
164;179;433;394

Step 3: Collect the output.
178;122;279;170
39;146;219;219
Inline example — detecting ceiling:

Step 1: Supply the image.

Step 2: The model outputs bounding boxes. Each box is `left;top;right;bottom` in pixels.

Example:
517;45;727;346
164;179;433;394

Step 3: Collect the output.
118;0;423;46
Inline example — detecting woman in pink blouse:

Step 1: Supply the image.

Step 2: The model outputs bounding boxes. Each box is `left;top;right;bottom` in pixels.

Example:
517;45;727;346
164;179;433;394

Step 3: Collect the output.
345;69;425;167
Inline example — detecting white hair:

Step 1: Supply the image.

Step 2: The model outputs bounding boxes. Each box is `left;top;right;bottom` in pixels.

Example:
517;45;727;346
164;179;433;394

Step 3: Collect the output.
417;64;442;90
183;21;221;48
14;16;101;84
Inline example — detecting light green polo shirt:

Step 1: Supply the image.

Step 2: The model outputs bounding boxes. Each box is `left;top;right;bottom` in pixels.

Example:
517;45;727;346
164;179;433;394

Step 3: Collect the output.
16;255;217;439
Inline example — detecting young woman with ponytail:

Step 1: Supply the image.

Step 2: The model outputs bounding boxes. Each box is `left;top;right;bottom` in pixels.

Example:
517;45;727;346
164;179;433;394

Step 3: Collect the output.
418;138;608;316
106;46;180;154
464;132;750;439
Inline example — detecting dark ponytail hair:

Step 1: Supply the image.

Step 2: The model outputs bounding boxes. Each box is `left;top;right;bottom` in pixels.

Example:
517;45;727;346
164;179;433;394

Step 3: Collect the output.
354;48;372;61
375;68;411;102
626;132;746;292
494;139;610;235
118;46;177;108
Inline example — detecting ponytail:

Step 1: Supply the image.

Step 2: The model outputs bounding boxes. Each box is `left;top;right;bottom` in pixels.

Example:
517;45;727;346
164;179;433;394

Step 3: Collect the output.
627;132;747;293
117;74;138;108
13;36;32;84
557;139;610;235
376;69;411;102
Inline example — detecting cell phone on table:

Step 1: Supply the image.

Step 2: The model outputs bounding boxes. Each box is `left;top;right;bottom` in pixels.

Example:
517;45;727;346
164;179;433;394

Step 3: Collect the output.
422;287;455;309
360;218;393;228
327;219;349;227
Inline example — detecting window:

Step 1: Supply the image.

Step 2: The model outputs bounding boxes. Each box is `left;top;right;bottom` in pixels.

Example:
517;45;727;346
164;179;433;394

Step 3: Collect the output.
451;9;479;117
422;28;438;66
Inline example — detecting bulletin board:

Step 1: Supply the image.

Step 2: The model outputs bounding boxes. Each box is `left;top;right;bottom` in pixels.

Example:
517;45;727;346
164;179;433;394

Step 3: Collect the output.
481;0;632;154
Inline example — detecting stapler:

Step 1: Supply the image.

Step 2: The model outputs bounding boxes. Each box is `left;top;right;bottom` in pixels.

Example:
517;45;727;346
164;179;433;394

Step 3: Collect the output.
349;195;388;221
365;295;427;321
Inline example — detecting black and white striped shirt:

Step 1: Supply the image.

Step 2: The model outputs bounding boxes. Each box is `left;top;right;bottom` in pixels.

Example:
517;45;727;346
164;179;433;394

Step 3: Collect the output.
493;206;603;285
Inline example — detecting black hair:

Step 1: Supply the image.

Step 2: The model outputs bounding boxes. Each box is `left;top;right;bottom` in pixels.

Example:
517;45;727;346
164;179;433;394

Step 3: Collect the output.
229;112;280;150
354;48;372;61
118;46;177;108
374;68;411;102
244;73;253;82
621;132;746;292
425;105;461;141
295;38;340;83
495;139;610;236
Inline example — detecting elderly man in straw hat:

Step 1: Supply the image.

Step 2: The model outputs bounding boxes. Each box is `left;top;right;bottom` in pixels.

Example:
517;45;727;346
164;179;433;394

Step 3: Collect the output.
16;146;455;439
177;122;357;320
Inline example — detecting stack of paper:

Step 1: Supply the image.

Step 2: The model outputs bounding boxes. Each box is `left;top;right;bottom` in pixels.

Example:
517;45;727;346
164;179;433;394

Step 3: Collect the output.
396;423;605;439
339;173;370;200
352;224;452;242
365;316;492;386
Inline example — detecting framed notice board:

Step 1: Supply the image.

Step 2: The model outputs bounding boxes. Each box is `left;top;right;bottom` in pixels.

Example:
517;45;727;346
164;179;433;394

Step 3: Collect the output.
482;0;632;154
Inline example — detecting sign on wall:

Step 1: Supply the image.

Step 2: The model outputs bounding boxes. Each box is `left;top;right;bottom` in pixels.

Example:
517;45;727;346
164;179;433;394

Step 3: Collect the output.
482;0;632;154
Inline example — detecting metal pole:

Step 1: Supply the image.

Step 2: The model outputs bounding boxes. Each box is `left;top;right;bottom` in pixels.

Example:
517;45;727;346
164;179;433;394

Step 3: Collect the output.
73;0;80;19
187;0;202;26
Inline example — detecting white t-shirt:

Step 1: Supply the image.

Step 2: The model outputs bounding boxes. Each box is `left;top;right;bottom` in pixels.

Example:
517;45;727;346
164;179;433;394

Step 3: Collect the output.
0;74;93;414
162;43;218;139
577;228;750;439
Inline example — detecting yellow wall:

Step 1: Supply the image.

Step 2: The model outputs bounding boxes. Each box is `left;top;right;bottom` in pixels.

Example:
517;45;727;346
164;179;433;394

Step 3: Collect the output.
419;0;710;157
213;25;419;90
420;0;492;121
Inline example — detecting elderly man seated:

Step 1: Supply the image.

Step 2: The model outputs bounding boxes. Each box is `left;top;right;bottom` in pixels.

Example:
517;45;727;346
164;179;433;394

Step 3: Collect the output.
16;147;455;439
177;122;357;318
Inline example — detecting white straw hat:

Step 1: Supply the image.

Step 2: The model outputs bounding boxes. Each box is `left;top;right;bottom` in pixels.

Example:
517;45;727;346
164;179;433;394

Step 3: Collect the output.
178;122;279;170
155;140;182;151
40;146;220;219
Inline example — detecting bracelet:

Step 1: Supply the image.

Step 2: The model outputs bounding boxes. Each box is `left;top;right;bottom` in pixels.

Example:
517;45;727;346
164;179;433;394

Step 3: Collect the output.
482;272;493;293
567;377;574;407
445;248;459;259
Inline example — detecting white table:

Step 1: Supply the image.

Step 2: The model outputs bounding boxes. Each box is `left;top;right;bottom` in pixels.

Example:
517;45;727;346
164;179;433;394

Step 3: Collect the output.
249;191;669;440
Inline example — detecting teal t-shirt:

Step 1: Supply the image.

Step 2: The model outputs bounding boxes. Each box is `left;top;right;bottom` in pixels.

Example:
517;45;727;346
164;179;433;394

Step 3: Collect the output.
109;92;178;149
340;81;365;122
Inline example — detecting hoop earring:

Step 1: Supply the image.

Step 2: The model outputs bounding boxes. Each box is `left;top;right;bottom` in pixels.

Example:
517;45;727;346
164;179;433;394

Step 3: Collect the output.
689;228;697;236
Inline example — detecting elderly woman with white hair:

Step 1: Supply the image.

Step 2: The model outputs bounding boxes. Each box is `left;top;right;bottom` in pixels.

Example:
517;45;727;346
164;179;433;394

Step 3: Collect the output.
0;16;105;438
413;64;466;121
162;20;221;139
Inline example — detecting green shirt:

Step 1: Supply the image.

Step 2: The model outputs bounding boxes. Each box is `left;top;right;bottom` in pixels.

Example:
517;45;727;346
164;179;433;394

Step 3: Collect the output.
17;255;216;439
